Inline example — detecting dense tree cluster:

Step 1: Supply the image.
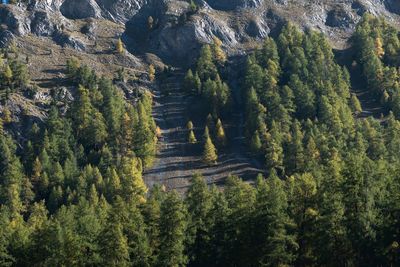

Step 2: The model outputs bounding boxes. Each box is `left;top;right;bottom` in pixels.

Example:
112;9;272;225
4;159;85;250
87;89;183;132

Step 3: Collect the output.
0;48;30;101
353;14;400;116
243;23;356;172
232;21;400;266
0;58;159;265
1;15;400;267
184;38;231;117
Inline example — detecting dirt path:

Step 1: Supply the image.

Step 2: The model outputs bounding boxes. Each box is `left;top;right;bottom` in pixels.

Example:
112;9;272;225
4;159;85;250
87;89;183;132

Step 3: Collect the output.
143;70;265;193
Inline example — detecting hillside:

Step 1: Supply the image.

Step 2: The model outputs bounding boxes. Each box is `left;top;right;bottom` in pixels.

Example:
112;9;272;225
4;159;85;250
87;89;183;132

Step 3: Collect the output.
2;1;400;266
0;0;399;189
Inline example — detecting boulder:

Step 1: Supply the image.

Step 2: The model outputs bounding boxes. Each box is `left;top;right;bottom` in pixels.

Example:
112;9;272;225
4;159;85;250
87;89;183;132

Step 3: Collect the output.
60;0;102;19
53;30;86;51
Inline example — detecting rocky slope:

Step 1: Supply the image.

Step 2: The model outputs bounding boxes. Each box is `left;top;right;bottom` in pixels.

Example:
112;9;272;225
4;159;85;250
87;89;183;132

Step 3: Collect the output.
1;0;400;65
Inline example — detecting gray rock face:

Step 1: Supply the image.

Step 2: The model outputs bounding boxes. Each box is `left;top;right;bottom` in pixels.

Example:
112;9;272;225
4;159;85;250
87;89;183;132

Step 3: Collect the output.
125;0;239;64
96;0;146;23
0;0;399;65
0;5;30;36
205;0;261;10
325;8;355;28
246;19;269;39
27;0;63;12
0;30;14;48
30;11;55;36
60;0;102;19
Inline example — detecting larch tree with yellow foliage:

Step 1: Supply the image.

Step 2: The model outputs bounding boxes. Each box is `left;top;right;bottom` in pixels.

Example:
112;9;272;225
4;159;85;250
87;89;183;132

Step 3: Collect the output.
215;118;227;147
203;136;218;165
119;157;148;203
117;38;124;54
188;129;197;144
149;64;156;82
375;37;385;58
212;36;226;65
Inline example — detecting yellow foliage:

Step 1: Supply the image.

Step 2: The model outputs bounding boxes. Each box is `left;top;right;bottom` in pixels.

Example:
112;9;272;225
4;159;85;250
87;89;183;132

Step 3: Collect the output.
375;37;385;58
212;36;226;64
116;38;124;54
2;108;12;124
149;64;156;82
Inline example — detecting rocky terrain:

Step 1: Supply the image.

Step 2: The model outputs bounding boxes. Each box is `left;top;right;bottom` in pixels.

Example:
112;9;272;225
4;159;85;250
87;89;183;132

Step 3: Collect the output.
1;0;400;189
1;1;400;64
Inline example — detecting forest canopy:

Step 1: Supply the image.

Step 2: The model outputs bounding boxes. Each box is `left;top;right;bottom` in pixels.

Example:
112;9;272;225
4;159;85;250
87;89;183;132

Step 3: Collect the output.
0;14;400;267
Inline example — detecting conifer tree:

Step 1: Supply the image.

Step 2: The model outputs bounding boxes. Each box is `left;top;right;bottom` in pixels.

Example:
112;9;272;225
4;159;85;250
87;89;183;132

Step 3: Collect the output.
203;136;218;165
215;119;227;147
250;131;262;154
99;220;130;267
212;36;226;65
351;94;363;114
254;170;297;266
184;69;195;93
375;37;385;58
186;173;212;265
188;130;197;144
149;65;156;82
187;120;194;130
116;38;124;54
158;191;188;267
197;45;218;80
203;126;210;140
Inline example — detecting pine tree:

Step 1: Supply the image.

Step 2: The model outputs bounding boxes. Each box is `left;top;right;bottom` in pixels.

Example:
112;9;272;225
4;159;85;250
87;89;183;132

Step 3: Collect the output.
4;64;12;82
215;119;227;147
110;198;151;267
119;157;147;203
184;69;195;93
2;108;12;124
186;173;212;266
197;45;218;80
149;65;156;82
0;210;14;267
250;131;262;154
212;36;226;65
158;191;188;267
254;170;297;266
188;130;197;144
99;220;130;267
0;134;24;215
375;37;385;58
351;94;362;113
203;136;218;165
116;38;124;54
203;126;210;140
187;121;194;130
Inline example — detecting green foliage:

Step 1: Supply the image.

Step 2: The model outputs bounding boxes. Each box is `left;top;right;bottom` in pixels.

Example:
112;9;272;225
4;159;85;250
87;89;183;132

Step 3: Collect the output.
203;136;218;165
158;191;188;267
2;16;400;267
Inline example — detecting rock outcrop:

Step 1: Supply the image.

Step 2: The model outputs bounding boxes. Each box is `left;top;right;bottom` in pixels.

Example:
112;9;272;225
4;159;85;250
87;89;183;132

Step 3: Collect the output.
60;0;102;19
205;0;262;11
0;0;399;63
